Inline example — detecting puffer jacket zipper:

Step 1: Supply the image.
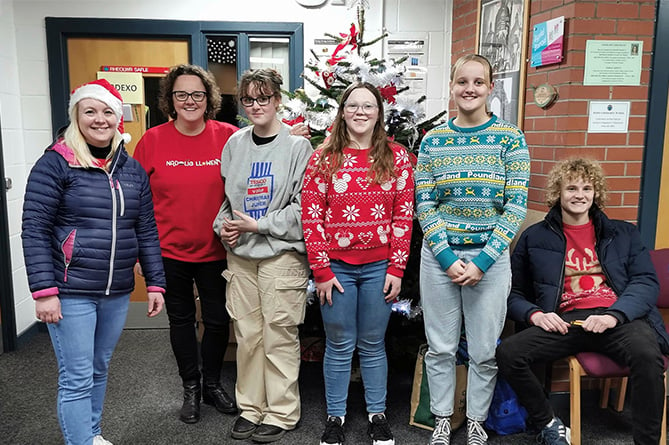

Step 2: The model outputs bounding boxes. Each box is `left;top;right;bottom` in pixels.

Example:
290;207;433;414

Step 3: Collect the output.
104;149;122;295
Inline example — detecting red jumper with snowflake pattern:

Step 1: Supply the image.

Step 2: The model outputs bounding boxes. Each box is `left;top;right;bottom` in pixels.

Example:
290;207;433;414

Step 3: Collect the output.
301;142;415;283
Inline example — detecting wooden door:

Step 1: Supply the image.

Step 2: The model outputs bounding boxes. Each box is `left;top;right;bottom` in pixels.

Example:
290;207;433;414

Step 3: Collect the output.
67;37;189;154
67;37;188;322
655;90;669;248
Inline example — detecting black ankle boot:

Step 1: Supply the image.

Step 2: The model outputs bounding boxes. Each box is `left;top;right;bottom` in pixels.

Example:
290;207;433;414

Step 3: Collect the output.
203;381;237;414
179;380;201;424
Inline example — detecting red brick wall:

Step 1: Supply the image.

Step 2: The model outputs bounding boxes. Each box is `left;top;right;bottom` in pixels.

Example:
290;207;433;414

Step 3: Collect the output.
451;0;656;222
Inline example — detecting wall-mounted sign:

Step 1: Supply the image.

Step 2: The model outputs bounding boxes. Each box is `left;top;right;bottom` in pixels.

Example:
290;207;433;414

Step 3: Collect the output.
386;35;428;104
587;101;630;133
101;66;170;74
97;72;144;104
583;41;642;86
531;16;564;68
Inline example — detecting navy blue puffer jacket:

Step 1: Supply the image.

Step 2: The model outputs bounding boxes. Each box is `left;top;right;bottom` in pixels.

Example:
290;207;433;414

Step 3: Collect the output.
507;205;669;354
22;139;166;298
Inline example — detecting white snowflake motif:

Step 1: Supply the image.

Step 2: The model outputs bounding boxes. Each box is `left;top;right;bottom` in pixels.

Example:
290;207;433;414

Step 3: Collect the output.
342;205;360;221
400;201;413;216
486;135;496;143
482;187;491;197
420;192;431;201
342;153;358;168
457;137;467;145
370;204;385;220
450;236;459;244
480;232;490;241
491;239;502;249
431;137;440;146
396;150;409;165
438;231;449;240
306;203;322;219
392;250;409;265
325;208;333;222
453;188;463;196
316;251;329;264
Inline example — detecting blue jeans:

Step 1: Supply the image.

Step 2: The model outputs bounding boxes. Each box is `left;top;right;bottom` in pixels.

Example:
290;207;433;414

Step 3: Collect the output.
320;260;393;417
47;294;130;445
420;242;510;421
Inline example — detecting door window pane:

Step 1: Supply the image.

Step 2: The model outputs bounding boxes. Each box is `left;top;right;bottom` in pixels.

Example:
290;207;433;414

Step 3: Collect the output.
207;36;239;125
249;37;291;90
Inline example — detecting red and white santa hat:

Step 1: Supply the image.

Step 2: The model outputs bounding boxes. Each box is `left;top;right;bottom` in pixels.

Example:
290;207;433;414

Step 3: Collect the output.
68;78;131;143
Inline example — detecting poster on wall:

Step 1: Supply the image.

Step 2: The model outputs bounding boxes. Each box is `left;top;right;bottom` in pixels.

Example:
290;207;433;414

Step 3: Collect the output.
531;16;564;68
477;0;529;127
96;72;144;104
583;40;643;86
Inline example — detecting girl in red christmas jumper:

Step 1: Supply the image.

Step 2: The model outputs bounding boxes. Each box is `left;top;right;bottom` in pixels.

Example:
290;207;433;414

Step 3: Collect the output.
301;82;414;445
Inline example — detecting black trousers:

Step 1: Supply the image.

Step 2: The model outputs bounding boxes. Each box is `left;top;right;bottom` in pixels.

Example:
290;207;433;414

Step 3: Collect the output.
497;308;665;445
163;257;230;384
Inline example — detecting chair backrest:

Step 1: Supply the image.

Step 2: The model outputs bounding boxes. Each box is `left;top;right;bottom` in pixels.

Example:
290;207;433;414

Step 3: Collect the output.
650;248;669;308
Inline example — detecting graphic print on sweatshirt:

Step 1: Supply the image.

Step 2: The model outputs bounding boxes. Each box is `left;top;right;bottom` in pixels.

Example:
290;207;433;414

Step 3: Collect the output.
245;162;274;219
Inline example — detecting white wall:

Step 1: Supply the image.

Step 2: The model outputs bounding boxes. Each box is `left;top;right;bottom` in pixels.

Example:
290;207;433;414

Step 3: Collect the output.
2;0;452;338
1;0;35;336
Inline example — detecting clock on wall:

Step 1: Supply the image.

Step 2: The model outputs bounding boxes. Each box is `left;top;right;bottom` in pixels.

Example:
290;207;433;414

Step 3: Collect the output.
295;0;328;6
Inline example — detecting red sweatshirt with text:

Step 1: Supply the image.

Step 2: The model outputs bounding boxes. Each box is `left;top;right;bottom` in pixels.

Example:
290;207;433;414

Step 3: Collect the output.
301;142;415;283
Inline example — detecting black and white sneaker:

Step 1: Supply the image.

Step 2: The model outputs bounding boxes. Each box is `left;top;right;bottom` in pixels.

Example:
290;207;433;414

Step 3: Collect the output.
320;416;345;445
367;414;395;445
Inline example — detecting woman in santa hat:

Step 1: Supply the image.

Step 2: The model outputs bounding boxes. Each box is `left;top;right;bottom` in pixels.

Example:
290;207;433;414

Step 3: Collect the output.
21;78;166;445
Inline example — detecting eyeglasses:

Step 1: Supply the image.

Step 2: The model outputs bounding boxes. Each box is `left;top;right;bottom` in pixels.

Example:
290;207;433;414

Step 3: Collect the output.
172;91;207;102
240;95;272;107
344;103;378;114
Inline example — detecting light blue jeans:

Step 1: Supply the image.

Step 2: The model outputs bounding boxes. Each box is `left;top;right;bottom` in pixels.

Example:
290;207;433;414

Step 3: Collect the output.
47;294;130;445
420;242;510;421
320;260;393;417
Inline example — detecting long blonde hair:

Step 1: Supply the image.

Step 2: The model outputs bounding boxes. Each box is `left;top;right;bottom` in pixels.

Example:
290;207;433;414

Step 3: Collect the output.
316;82;396;184
63;102;123;169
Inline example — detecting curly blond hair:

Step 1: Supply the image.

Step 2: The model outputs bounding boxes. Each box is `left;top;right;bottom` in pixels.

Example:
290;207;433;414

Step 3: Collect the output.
545;158;608;209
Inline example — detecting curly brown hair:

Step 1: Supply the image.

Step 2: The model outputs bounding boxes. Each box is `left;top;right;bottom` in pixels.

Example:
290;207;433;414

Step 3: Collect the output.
316;82;396;184
158;64;222;121
545;158;608;209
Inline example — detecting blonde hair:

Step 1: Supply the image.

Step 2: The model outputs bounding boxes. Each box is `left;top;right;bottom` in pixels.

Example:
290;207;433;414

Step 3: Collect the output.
450;54;494;116
545;158;608;209
316;82;396;184
63;102;122;169
450;54;494;85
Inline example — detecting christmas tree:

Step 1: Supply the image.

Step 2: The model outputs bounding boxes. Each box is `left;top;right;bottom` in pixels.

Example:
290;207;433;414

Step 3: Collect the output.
280;0;446;152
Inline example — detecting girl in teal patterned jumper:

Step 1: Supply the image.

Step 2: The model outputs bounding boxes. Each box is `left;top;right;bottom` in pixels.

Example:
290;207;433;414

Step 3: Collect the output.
415;54;530;445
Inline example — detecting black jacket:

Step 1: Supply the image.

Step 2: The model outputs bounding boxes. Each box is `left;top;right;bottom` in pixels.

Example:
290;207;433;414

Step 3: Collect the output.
507;205;669;354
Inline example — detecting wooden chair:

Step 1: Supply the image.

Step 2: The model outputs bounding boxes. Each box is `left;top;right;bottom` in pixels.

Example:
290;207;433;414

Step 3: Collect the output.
567;248;669;445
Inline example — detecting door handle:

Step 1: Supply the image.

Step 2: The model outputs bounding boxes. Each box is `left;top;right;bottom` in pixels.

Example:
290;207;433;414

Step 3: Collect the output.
4;177;12;190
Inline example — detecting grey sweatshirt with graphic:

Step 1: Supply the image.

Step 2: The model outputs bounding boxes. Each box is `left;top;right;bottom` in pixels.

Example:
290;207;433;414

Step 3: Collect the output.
213;123;313;259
